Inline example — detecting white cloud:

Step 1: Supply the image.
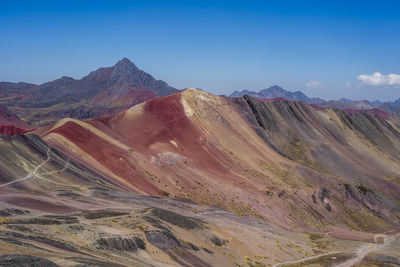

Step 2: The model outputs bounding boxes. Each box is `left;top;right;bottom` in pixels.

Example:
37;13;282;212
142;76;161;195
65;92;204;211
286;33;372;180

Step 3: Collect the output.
357;72;400;86
345;82;352;88
305;80;322;88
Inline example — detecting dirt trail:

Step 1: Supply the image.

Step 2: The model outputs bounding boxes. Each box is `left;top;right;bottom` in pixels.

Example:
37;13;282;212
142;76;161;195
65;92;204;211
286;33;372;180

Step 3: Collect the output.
273;233;400;267
272;251;343;267
0;146;79;189
0;146;52;188
336;233;399;267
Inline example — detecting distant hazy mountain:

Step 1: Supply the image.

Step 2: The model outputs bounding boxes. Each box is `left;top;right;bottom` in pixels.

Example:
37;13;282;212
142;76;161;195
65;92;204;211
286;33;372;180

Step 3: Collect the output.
313;97;400;114
230;86;400;113
230;85;325;104
0;58;178;126
371;100;383;107
379;98;400;113
0;82;37;98
319;99;374;110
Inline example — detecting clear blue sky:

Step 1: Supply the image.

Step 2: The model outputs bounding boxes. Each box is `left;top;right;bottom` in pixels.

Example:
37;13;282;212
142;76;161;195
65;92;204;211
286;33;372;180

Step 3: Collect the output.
1;0;399;101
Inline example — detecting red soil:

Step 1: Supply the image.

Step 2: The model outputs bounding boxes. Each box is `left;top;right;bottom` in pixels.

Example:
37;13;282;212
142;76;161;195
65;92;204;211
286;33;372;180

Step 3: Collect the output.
0;125;31;135
116;93;231;174
46;92;242;198
143;93;202;145
48;121;160;195
0;106;34;135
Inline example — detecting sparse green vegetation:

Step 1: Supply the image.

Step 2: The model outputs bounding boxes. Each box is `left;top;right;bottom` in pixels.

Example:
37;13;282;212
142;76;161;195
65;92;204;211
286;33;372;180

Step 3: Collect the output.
260;161;295;186
161;191;170;197
357;185;373;195
281;135;328;174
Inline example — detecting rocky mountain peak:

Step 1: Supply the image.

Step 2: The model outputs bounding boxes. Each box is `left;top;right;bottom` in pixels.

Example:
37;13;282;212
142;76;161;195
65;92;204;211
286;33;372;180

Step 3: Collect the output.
112;57;139;75
265;85;284;92
0;58;178;125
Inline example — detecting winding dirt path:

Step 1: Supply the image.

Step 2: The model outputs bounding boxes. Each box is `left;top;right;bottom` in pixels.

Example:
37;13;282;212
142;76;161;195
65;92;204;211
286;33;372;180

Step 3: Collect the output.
0;146;52;188
335;233;399;267
274;233;400;267
272;250;343;267
0;146;79;189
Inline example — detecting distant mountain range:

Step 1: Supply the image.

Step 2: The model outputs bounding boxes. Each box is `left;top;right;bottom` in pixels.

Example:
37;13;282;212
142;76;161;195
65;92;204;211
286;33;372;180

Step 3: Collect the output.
230;85;400;113
1;60;400;128
0;58;178;126
230;85;325;104
379;99;400;113
318;99;374;110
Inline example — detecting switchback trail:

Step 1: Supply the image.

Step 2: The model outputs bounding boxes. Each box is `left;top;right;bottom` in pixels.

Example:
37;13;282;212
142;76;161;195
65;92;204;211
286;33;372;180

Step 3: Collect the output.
273;233;400;267
0;145;80;189
0;146;52;188
336;233;400;267
272;251;343;267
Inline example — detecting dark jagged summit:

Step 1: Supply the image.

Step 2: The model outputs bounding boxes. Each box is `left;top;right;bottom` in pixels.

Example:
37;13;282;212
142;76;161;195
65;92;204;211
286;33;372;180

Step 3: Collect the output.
114;57;139;71
106;57;176;97
0;58;178;126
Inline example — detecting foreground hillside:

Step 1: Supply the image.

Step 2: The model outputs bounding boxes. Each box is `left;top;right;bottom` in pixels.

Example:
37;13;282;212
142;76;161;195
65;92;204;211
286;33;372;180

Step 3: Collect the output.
3;135;397;266
0;135;318;266
0;89;399;266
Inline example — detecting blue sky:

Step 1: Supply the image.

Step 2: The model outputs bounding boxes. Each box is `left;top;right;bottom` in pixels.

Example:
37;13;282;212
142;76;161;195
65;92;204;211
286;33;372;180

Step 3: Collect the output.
1;0;399;101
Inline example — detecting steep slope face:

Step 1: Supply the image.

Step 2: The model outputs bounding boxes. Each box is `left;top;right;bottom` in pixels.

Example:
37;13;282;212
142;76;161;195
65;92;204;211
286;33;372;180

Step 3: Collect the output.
0;106;34;135
37;89;400;233
234;96;400;177
230;85;325;104
1;58;177;126
342;107;391;119
233;95;400;228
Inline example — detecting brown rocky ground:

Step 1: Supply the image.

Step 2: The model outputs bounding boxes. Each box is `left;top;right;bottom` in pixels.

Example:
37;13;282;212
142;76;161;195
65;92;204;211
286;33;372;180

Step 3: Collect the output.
0;89;399;266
